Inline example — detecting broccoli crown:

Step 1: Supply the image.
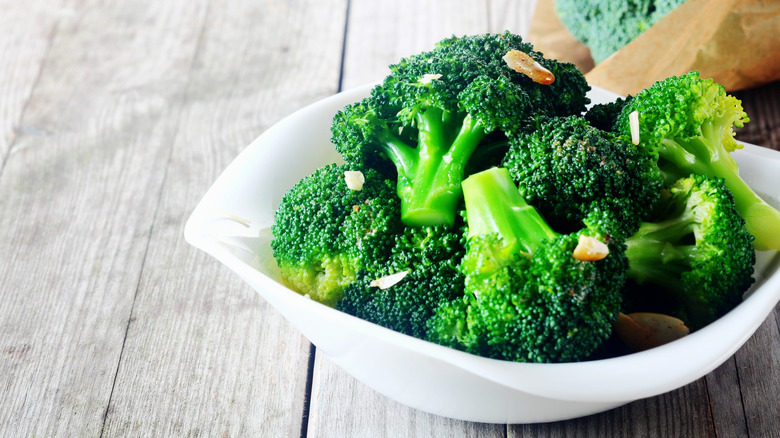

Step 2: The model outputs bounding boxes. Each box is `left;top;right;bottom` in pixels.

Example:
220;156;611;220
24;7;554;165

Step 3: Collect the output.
615;71;780;251
331;31;591;228
623;174;756;330
337;224;466;339
555;0;687;63
502;115;662;237
270;164;402;307
427;167;626;363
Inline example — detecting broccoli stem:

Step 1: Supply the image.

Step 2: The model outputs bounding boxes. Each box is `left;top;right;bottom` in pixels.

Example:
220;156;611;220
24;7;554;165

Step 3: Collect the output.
657;123;780;251
462;167;558;254
375;130;417;177
396;109;489;227
624;214;699;294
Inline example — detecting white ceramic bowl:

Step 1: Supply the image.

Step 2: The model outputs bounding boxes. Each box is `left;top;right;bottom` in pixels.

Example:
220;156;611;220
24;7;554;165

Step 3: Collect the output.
184;84;780;424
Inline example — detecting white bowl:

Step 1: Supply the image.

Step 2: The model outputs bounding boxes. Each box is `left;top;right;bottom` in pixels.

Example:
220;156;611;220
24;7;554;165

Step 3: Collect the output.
184;84;780;424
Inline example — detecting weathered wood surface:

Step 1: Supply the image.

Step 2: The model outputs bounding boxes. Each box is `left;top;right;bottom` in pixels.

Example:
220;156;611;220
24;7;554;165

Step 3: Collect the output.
0;0;777;437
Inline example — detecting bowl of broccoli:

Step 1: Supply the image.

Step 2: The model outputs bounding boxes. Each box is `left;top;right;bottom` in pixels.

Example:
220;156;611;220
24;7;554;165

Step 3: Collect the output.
185;32;780;424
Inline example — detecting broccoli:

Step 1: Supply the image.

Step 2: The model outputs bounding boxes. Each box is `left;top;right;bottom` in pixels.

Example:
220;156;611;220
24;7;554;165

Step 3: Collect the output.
270;33;765;363
331;32;590;228
270;164;402;307
555;0;687;63
337;224;466;339
427;167;626;363
614;71;780;250
622;174;756;330
584;95;633;132
502;115;662;238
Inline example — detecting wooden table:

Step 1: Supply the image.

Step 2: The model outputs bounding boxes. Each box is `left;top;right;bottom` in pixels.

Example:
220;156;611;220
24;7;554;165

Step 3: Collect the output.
1;1;778;436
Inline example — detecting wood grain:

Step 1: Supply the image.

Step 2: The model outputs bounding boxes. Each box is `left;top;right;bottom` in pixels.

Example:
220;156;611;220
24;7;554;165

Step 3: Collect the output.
0;1;63;160
99;0;347;436
734;81;780;151
0;0;208;435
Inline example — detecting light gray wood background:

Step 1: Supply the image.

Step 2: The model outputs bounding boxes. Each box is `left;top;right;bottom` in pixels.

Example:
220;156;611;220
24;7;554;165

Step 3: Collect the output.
1;0;778;436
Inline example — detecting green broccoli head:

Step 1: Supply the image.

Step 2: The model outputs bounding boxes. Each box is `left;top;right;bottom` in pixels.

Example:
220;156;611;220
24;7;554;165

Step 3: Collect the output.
331;31;591;228
337;224;466;339
615;71;780;250
270;164;402;307
503;115;663;238
624;174;756;330
555;0;687;63
428;167;626;363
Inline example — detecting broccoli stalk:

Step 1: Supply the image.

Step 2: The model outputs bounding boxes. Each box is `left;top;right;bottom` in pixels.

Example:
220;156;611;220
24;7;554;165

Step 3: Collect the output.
461;166;557;255
655;120;780;251
335;75;531;227
616;72;780;251
395;101;498;226
623;175;756;330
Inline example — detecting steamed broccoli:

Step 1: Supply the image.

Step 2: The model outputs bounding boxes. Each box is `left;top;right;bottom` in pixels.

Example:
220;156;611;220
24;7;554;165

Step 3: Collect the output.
502;115;662;237
331;32;590;228
270;164;402;306
427;167;626;363
269;32;766;362
622;175;756;330
555;0;687;63
338;224;465;339
614;71;780;250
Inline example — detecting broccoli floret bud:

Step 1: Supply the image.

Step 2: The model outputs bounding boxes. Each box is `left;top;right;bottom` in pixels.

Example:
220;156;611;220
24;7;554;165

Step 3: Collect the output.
615;71;780;250
584;95;633;132
338;224;466;339
270;164;402;307
503;115;662;237
427;167;626;363
623;174;756;330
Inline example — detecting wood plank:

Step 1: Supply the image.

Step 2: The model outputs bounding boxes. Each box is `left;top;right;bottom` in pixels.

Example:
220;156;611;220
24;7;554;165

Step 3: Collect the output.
307;352;506;438
99;0;348;436
731;305;780;437
705;307;780;438
734;81;780;151
513;381;715;437
0;0;208;435
0;0;62;160
307;1;515;436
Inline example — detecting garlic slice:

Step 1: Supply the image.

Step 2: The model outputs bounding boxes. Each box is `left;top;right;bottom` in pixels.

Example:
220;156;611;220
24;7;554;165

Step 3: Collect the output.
369;270;409;290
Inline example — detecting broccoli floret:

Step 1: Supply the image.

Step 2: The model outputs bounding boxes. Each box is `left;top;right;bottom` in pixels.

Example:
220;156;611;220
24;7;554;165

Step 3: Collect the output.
338;224;465;339
270;164;402;307
584;95;633;132
623;175;756;330
331;32;590;228
615;71;780;250
502;115;662;237
555;0;687;63
427;167;626;363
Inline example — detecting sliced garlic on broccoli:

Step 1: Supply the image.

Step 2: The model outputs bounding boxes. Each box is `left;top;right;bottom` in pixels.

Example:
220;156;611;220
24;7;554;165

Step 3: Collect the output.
369;270;409;289
344;170;365;191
